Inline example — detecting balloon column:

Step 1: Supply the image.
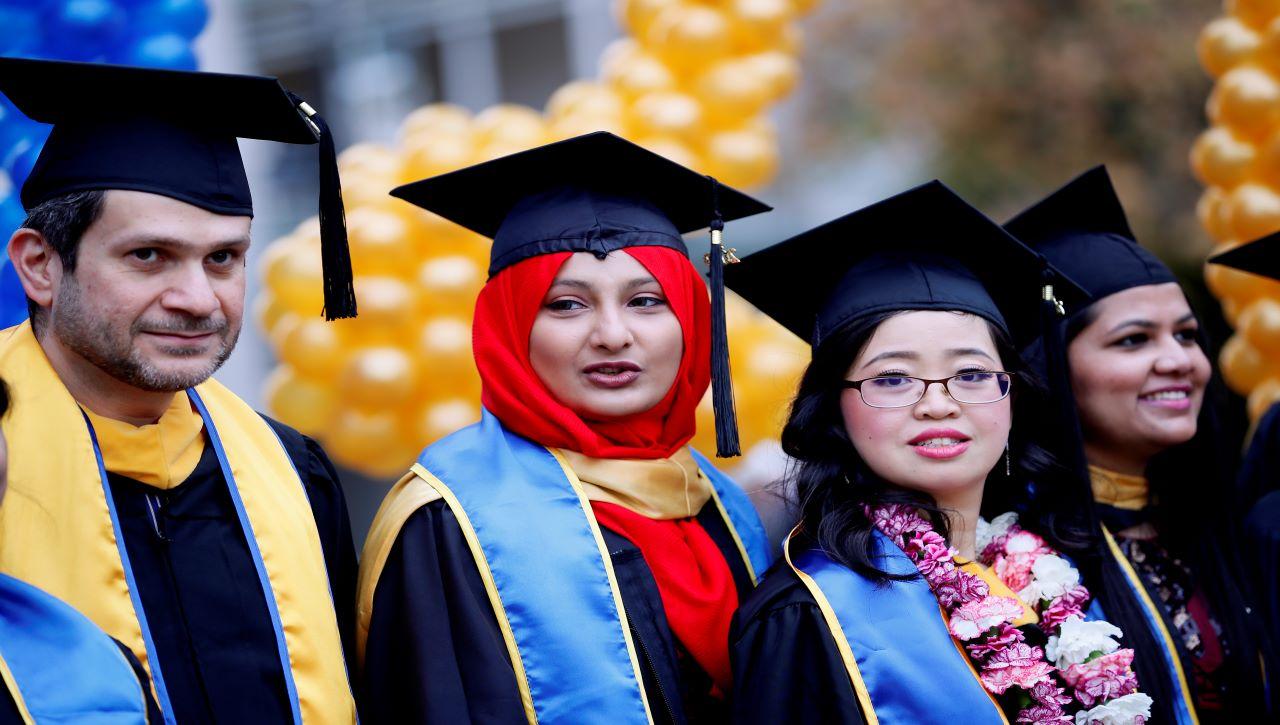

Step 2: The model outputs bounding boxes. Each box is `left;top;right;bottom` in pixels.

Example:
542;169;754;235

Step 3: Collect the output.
1194;0;1280;422
261;0;819;477
0;0;209;326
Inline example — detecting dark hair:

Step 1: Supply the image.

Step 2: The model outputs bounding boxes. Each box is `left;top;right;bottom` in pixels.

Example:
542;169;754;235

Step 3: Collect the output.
783;310;1084;583
1063;298;1276;718
20;190;106;327
0;378;8;419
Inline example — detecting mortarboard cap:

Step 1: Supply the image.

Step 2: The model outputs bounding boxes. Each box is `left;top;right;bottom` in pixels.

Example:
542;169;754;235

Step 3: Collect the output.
1003;166;1175;306
391;131;773;457
725;180;1086;350
1207;231;1280;281
0;57;356;319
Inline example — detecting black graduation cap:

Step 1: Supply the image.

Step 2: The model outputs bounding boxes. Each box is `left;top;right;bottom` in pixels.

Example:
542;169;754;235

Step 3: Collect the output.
1208;232;1280;281
1003;166;1175;306
0;57;356;320
724;180;1087;350
391;131;773;457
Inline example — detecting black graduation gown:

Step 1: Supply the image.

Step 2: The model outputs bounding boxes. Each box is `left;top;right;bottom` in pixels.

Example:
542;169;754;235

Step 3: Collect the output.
1240;403;1280;674
728;558;865;725
360;501;754;725
0;639;163;724
106;416;357;724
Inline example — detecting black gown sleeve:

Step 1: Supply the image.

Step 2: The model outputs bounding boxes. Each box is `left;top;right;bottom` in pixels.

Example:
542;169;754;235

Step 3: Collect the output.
729;561;865;725
261;416;359;670
359;500;526;725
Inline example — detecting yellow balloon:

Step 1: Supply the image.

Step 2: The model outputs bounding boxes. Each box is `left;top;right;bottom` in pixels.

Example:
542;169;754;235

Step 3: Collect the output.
1207;66;1280;139
1190;127;1257;188
265;366;338;437
278;317;348;380
722;0;794;53
1221;333;1274;394
744;51;801;100
253;290;291;341
547;114;630;143
1230;0;1280;29
628;135;704;170
703;124;779;188
1205;246;1280;303
474;104;548;149
1197;187;1234;243
601;39;676;99
262;241;324;316
1247;376;1280;419
415;398;483;447
643;4;735;71
417;255;484;316
546;80;627;122
616;0;685;37
346;207;418;278
324;408;407;473
1199;17;1261;77
332;276;418;344
340;346;421;409
1228;182;1280;240
629;90;705;140
401;130;477;182
1239;297;1280;354
696;59;775;126
415;316;477;386
398;104;473;145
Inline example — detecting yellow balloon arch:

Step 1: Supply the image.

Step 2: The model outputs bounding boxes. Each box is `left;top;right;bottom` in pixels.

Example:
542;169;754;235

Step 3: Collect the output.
259;0;818;477
1195;0;1280;423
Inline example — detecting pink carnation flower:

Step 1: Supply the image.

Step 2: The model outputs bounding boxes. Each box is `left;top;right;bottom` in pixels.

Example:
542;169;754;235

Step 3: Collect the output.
950;595;1024;640
966;622;1025;661
869;504;931;540
979;643;1055;694
1015;704;1072;724
935;570;990;609
993;552;1038;593
1062;649;1140;707
1029;680;1073;707
906;530;956;578
1040;585;1090;631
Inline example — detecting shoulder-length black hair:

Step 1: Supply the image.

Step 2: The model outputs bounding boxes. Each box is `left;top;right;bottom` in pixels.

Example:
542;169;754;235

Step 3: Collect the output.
1061;300;1277;718
782;309;1087;583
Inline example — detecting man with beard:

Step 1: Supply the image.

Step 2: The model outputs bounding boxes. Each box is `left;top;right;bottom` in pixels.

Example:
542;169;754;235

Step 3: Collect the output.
0;59;359;724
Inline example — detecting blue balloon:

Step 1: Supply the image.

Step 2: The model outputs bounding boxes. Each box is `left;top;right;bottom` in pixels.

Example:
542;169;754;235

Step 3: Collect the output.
115;33;196;70
0;255;29;328
4;140;40;189
42;0;129;62
129;0;208;40
0;5;43;56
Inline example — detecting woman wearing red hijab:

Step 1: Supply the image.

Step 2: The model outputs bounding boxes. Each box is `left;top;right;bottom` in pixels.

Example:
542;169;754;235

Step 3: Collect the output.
356;133;772;724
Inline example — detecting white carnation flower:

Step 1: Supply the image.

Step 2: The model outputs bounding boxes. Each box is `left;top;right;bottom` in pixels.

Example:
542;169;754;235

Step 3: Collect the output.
1045;616;1122;668
1005;530;1041;554
1074;693;1154;724
975;512;1018;553
1018;554;1081;602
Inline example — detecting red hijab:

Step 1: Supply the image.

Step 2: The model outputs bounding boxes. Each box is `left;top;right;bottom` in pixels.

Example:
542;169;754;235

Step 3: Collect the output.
472;246;711;460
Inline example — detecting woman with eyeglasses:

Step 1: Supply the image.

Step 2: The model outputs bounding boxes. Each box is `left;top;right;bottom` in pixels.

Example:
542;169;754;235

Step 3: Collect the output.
1004;168;1278;722
725;182;1154;723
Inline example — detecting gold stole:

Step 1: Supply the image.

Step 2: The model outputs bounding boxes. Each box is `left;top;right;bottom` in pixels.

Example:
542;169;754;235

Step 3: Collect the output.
1088;465;1150;510
0;322;354;723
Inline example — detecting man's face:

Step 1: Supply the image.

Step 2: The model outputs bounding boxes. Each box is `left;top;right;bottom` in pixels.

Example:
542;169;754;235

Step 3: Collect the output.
47;190;251;392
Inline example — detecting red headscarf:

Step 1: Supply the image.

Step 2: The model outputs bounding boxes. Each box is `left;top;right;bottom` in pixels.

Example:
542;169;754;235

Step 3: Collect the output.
472;246;711;460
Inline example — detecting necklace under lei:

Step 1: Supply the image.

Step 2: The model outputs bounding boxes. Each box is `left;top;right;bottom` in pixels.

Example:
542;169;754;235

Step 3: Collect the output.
867;504;1153;724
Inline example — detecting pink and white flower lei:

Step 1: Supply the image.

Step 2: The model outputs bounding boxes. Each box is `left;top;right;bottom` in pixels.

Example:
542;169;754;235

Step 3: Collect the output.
868;504;1153;723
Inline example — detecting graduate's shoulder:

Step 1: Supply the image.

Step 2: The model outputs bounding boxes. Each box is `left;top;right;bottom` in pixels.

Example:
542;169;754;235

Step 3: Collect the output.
732;554;820;633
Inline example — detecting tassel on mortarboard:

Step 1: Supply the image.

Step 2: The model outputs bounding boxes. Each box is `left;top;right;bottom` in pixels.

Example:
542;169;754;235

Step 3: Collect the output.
706;176;741;457
295;97;358;320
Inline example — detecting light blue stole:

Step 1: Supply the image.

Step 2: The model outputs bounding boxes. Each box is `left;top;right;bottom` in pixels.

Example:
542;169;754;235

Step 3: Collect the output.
0;573;150;723
416;409;769;724
789;531;1007;724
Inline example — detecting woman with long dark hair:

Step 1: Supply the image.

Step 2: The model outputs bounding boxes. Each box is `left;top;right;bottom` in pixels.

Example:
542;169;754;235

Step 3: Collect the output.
726;182;1153;723
1003;166;1278;721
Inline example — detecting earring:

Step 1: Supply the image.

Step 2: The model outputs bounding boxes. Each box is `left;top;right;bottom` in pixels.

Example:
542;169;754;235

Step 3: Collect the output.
1005;444;1012;477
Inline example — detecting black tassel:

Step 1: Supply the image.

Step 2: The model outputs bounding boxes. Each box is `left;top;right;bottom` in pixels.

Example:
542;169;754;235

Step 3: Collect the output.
707;176;741;457
302;103;357;320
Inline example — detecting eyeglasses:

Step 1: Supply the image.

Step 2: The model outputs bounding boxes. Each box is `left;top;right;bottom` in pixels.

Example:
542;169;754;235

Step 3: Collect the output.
841;372;1015;408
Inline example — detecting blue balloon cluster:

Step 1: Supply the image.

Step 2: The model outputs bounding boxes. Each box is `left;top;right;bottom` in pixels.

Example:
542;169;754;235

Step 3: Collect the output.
0;0;208;326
